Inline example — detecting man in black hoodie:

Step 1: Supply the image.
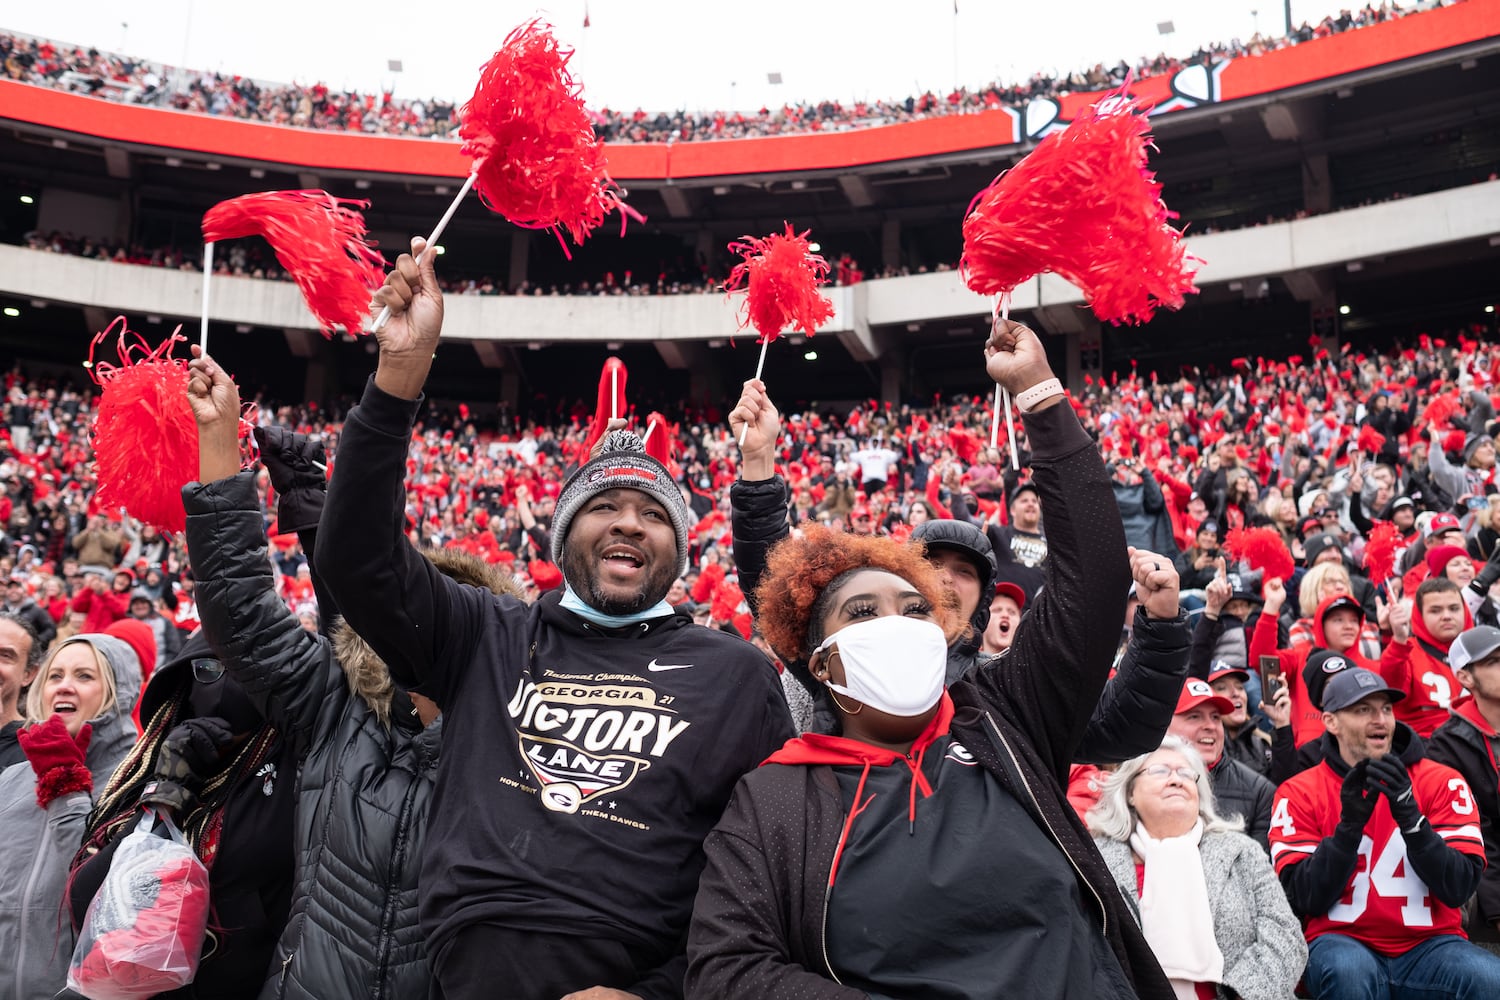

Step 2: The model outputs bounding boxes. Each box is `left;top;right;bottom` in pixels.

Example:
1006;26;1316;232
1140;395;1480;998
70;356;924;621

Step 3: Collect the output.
317;239;794;1000
1271;668;1500;998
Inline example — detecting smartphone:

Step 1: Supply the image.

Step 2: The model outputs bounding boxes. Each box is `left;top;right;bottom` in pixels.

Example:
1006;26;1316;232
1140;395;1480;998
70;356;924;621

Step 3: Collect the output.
1467;496;1487;511
1259;655;1284;698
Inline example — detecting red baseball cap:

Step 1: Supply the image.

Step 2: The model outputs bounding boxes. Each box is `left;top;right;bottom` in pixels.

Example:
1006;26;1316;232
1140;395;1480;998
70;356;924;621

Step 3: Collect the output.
1425;513;1462;538
1175;679;1235;716
994;581;1027;610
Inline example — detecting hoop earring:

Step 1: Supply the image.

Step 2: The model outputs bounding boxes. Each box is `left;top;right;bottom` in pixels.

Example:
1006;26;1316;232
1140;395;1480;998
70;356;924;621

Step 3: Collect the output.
828;688;863;716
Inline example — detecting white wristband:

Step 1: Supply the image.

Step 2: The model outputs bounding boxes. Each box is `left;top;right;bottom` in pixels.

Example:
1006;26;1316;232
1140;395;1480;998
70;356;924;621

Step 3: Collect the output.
1015;378;1064;414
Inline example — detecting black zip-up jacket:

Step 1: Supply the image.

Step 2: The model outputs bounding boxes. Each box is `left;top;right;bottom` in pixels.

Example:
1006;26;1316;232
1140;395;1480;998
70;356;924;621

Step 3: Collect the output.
1427;703;1500;940
1209;751;1277;851
690;401;1175;1000
317;378;794;1000
731;480;1191;764
184;470;441;1000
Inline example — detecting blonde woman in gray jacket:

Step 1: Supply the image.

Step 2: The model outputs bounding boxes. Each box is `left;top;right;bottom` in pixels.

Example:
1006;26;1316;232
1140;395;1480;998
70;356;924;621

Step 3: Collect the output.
1089;736;1306;1000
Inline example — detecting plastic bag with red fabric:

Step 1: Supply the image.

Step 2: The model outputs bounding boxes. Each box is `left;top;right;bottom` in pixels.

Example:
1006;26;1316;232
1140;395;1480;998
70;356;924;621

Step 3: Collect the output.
68;809;211;1000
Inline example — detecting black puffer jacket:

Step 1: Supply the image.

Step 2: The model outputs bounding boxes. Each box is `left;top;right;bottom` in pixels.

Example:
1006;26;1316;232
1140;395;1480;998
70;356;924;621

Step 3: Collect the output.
1209;752;1277;851
185;471;520;1000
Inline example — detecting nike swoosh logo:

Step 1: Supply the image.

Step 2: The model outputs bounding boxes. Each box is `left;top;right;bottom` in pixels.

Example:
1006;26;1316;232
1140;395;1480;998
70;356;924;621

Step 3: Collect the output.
647;659;693;672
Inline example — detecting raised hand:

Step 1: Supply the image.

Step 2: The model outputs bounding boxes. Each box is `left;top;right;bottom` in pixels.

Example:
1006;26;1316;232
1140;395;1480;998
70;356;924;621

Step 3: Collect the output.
187;347;241;430
984;318;1055;399
1262;576;1287;614
1128;546;1180;620
371;236;445;399
730;378;782;480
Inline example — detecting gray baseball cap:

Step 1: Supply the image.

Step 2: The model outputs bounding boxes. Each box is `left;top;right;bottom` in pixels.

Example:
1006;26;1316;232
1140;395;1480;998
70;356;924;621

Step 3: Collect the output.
1321;668;1405;714
1450;625;1500;671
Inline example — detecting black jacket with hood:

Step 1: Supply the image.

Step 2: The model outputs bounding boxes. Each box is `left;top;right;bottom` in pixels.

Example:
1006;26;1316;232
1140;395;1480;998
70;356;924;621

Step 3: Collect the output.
1427;700;1500;941
732;478;1190;765
184;470;527;999
692;401;1175;1000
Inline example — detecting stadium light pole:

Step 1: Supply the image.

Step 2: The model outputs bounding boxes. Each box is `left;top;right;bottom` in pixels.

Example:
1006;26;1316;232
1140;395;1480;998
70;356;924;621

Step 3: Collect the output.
1285;0;1294;35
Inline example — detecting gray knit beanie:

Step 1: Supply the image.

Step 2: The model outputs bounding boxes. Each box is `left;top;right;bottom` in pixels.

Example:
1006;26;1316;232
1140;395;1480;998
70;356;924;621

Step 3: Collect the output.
552;430;690;576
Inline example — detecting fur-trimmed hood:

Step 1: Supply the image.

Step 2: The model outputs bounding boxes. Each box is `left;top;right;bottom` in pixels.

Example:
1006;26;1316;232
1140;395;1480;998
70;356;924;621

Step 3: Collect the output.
332;547;527;727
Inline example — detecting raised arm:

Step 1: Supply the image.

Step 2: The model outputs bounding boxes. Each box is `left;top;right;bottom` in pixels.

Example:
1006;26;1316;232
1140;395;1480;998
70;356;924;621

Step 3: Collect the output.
729;378;790;616
313;239;499;704
184;350;344;755
967;321;1132;770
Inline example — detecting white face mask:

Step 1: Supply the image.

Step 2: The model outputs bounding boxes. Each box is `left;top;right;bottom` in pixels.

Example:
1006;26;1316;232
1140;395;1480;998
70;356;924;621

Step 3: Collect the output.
817;615;948;717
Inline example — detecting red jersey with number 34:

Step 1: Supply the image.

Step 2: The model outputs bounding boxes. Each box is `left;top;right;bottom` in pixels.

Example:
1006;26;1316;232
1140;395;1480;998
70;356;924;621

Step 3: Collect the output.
1270;757;1484;956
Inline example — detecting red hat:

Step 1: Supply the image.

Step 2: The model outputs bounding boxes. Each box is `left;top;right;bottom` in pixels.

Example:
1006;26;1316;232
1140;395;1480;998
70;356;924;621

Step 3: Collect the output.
1425;544;1470;580
1425;513;1462;539
529;560;563;592
994;581;1027;610
1175;678;1235;716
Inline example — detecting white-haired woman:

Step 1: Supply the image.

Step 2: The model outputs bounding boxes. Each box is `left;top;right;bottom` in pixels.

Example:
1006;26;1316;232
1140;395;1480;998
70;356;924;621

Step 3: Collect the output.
1088;736;1306;1000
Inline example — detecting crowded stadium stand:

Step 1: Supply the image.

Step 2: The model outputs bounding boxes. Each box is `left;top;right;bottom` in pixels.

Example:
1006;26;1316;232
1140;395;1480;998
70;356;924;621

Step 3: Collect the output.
0;0;1497;412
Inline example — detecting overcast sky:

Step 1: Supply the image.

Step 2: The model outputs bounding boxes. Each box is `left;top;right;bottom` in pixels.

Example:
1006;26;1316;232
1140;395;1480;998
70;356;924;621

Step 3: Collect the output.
10;1;1355;113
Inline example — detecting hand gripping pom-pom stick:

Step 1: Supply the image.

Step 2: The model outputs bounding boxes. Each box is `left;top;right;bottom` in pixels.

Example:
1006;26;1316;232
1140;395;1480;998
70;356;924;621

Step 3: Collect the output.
723;224;834;446
961;88;1200;465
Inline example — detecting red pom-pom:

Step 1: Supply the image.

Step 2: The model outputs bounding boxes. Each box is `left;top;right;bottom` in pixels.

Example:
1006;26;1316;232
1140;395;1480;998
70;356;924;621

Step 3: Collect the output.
87;319;198;534
1225;526;1295;585
1356;425;1386;454
581;358;628;458
692;563;726;605
202;190;384;336
712;580;746;625
460;20;638;254
1422;392;1461;434
529;560;563;591
960;91;1199;325
723;224;835;345
643;411;677;473
1362;521;1401;587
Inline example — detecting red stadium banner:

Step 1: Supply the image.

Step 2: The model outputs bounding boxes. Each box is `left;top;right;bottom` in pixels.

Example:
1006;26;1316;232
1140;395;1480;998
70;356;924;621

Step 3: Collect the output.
0;0;1494;181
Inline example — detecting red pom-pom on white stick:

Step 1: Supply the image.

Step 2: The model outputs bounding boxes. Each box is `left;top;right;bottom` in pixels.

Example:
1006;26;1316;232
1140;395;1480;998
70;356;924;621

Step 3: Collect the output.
961;90;1199;463
202;190;384;338
86;318;198;535
371;20;639;334
961;90;1199;323
581;358;628;458
462;19;638;251
723;224;834;444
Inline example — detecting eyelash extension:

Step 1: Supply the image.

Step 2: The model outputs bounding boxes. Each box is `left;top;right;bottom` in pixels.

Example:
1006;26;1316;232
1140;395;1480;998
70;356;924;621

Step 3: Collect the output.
905;601;934;615
845;601;877;617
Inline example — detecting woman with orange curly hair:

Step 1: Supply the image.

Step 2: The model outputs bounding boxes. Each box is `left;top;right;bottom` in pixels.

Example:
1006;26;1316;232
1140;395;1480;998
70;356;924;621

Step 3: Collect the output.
687;321;1178;1000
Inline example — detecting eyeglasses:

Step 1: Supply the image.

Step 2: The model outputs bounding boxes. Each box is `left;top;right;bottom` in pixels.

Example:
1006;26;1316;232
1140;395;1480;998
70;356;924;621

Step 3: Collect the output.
191;657;225;684
1141;764;1197;782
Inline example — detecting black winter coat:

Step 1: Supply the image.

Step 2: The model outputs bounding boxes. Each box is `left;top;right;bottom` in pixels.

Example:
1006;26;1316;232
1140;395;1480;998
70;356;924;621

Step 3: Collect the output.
1209;752;1277;851
1427;704;1500;941
693;402;1175;1000
185;472;440;1000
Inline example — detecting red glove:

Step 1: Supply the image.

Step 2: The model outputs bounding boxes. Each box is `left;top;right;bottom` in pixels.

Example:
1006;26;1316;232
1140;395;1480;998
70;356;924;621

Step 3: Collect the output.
18;714;93;807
